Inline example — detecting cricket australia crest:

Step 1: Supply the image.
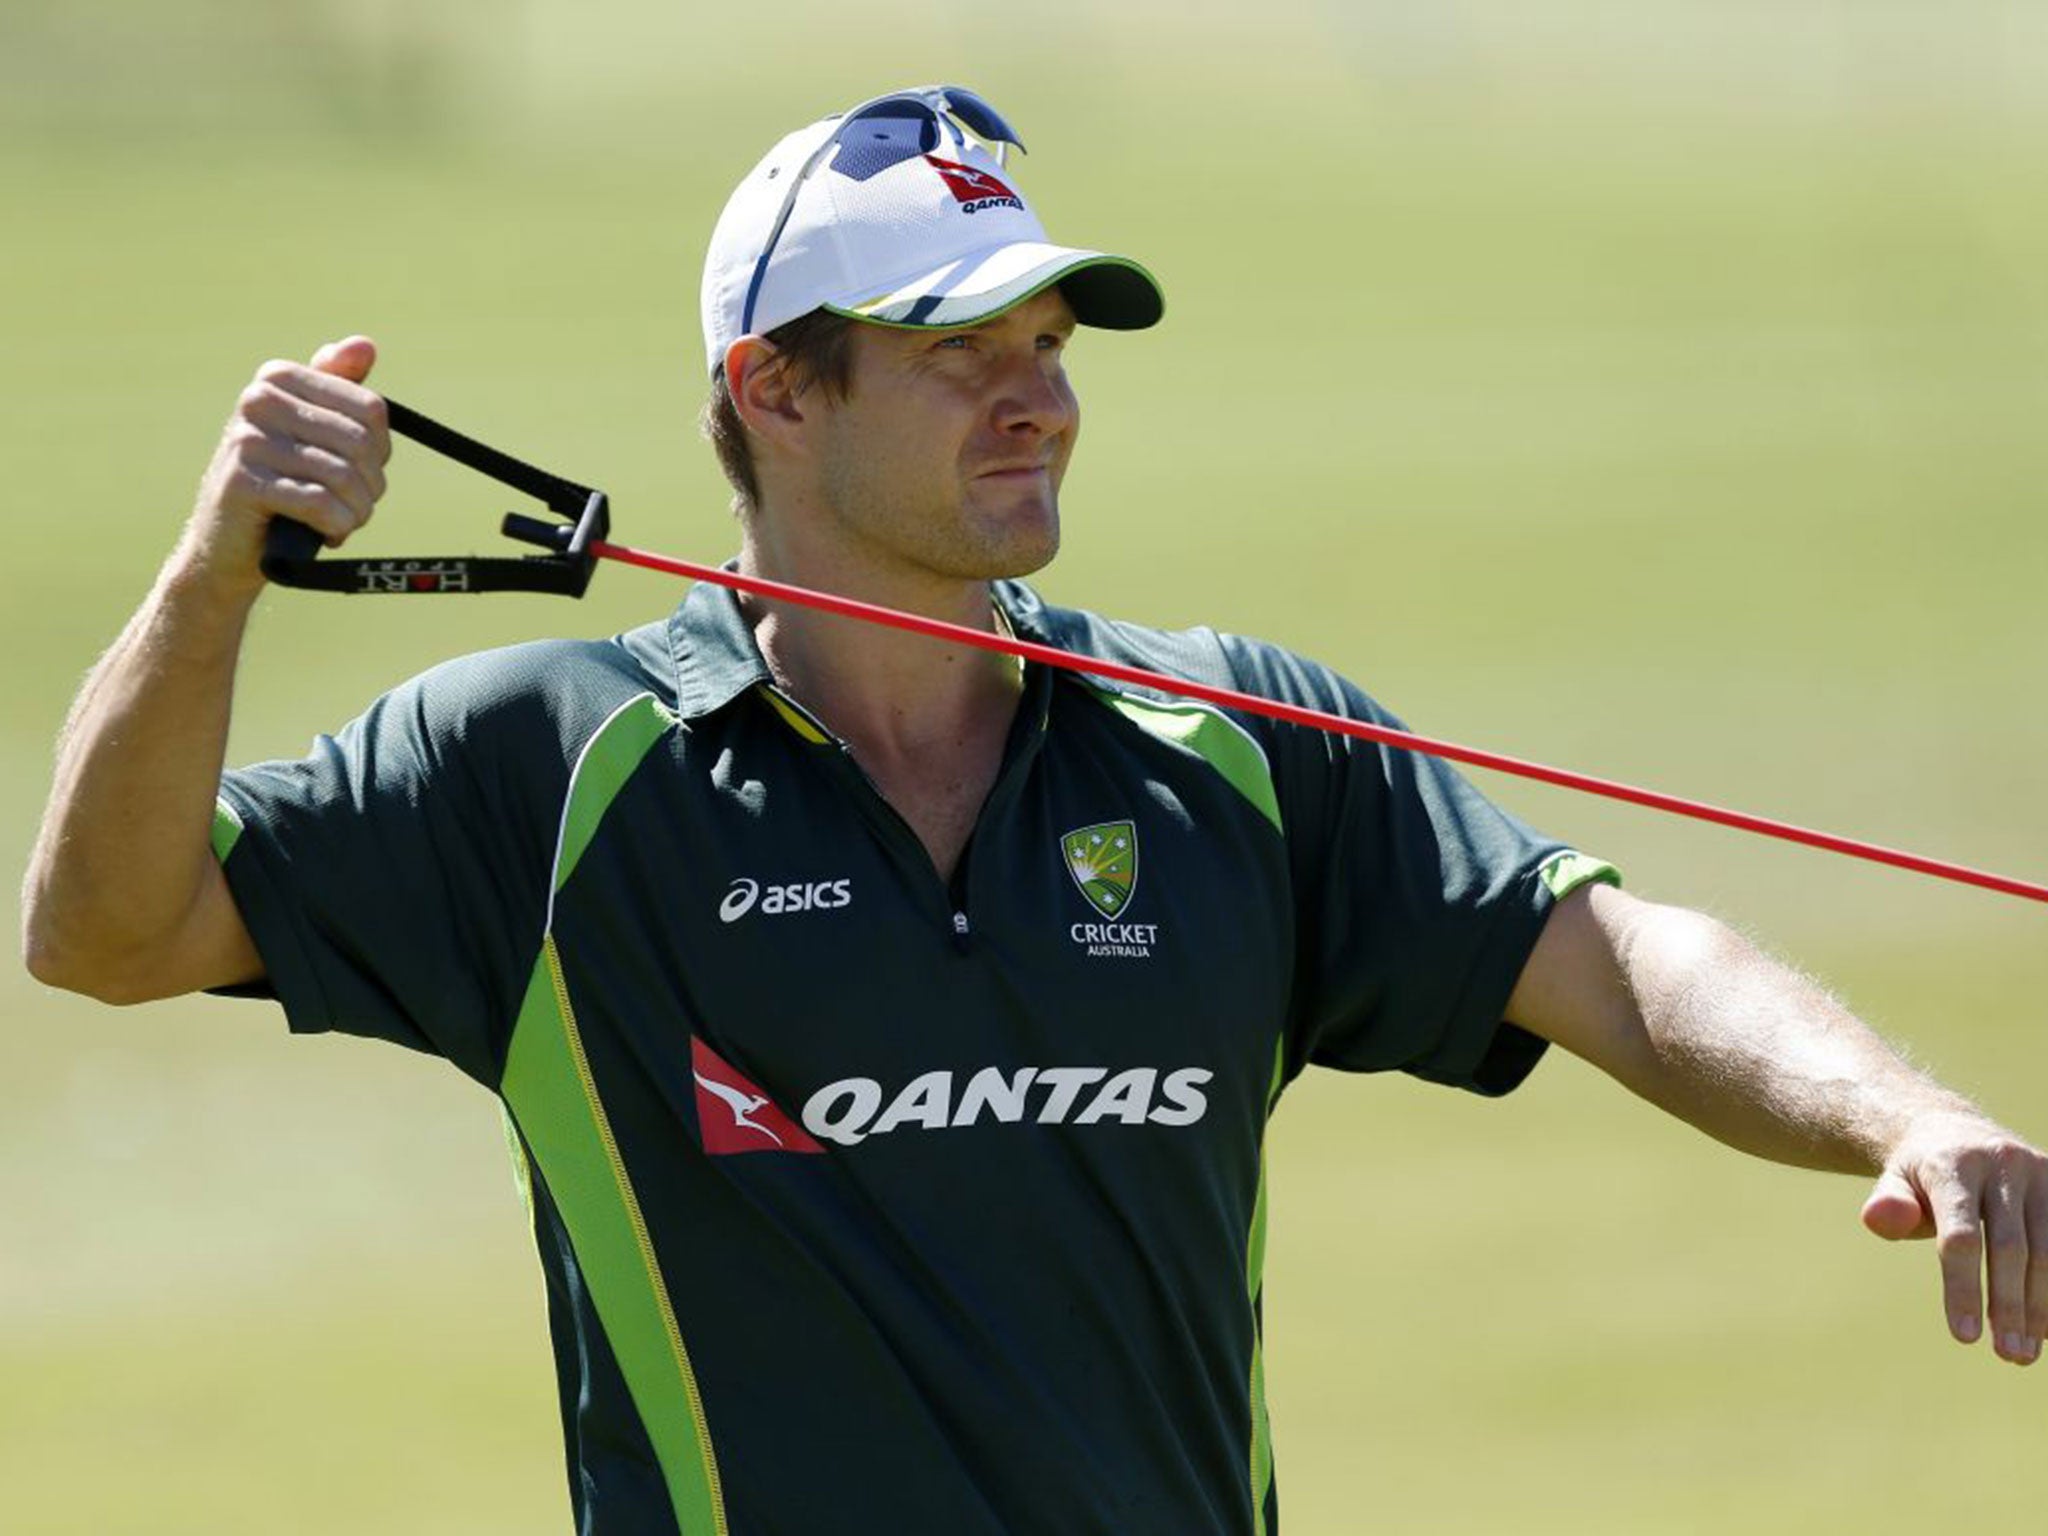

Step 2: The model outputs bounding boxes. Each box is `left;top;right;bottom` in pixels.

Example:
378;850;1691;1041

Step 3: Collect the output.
1062;820;1157;958
1062;821;1138;917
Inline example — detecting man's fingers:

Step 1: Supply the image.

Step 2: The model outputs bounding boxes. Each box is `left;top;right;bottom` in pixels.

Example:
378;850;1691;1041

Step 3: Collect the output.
309;334;377;384
238;466;366;547
240;436;379;526
1982;1166;2036;1364
1927;1170;1986;1345
1860;1169;1932;1240
239;378;390;484
2026;1182;2048;1345
1877;1122;2048;1365
181;340;390;595
251;357;391;463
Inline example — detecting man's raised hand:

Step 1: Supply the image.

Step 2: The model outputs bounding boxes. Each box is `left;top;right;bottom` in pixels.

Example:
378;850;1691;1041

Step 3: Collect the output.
182;336;390;600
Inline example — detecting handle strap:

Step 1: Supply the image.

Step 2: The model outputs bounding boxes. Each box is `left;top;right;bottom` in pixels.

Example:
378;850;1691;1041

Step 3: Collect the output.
259;398;608;597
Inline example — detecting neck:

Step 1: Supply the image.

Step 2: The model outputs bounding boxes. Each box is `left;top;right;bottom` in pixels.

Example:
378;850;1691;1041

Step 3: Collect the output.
736;531;1023;761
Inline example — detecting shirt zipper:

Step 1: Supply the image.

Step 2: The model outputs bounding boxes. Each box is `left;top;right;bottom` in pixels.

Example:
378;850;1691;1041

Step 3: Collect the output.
760;684;973;944
760;670;1048;954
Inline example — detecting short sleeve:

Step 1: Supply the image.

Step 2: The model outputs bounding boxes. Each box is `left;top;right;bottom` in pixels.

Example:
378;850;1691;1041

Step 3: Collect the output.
212;643;605;1087
1222;637;1619;1097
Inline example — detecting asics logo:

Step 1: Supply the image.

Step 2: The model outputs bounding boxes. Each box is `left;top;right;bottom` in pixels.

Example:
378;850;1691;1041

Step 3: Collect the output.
719;877;853;923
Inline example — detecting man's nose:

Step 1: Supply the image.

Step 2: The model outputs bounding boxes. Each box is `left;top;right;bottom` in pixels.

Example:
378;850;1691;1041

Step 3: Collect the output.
992;358;1074;437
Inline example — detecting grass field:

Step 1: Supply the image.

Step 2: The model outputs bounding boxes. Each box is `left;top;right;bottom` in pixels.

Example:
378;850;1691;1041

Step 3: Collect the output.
4;4;2045;1531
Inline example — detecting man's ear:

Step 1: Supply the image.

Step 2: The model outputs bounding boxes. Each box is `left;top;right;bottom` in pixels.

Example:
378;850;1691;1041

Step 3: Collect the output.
725;337;808;447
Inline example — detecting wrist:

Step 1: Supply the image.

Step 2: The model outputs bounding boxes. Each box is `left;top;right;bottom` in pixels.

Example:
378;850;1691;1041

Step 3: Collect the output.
1880;1099;2001;1165
161;529;268;615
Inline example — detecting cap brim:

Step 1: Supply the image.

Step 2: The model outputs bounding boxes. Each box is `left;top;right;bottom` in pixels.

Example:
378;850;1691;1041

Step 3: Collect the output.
825;242;1164;333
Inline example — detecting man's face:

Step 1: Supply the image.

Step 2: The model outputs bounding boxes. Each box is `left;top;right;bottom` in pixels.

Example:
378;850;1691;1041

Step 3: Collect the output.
805;287;1079;585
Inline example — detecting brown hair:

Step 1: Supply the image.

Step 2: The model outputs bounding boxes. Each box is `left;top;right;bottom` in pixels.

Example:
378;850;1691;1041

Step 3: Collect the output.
701;309;861;516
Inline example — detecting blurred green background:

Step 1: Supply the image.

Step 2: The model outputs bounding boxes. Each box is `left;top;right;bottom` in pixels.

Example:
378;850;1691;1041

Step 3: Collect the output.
4;2;2045;1531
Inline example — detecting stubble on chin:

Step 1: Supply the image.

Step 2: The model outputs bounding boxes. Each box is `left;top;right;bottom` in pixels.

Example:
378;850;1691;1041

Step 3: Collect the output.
813;433;1067;582
958;478;1061;580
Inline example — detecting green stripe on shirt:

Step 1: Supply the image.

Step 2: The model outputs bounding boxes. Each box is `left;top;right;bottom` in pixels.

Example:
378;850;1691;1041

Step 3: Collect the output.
501;690;726;1534
1538;849;1623;900
502;942;727;1536
1083;683;1283;833
210;797;244;861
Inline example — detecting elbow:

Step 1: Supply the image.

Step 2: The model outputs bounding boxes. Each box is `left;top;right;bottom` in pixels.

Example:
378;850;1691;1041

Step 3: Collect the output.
1613;902;1763;1065
21;908;164;1007
18;893;69;988
1612;896;1740;990
27;957;170;1007
22;837;199;1003
23;926;93;999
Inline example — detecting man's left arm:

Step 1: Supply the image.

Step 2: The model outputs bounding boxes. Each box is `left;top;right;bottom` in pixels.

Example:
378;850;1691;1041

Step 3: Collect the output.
1506;881;2047;1366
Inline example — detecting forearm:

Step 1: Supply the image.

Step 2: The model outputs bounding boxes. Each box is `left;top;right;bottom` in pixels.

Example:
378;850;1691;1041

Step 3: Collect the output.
1515;884;2045;1361
24;550;255;990
23;339;388;1002
1607;900;1983;1175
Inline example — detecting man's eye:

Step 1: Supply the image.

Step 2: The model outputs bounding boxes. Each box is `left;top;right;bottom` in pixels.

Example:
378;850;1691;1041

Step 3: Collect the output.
1038;333;1070;351
935;335;971;350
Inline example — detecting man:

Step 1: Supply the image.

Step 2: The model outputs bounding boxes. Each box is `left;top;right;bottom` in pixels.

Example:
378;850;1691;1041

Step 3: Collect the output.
22;85;2045;1535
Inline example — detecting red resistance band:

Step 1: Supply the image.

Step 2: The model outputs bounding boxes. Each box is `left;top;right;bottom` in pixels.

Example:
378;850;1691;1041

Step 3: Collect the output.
593;539;2048;909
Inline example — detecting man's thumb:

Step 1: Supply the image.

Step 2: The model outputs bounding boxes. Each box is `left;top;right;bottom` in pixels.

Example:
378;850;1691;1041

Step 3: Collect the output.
1860;1167;1933;1241
310;335;377;384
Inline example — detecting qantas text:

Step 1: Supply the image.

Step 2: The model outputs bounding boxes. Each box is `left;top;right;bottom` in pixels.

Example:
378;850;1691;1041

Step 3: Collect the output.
801;1065;1213;1146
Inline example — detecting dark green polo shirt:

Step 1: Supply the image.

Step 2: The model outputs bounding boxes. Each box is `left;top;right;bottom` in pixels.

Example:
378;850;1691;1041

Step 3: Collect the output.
213;577;1616;1536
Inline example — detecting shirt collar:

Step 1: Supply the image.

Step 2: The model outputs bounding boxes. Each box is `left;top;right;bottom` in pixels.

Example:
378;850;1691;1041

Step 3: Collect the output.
665;566;1053;723
667;567;772;721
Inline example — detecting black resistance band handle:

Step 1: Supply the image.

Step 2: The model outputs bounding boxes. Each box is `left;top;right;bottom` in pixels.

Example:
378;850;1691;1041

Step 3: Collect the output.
260;398;609;597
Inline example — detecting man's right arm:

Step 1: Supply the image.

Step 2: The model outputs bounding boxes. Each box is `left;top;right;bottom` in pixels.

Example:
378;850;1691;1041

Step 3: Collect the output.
21;337;390;1004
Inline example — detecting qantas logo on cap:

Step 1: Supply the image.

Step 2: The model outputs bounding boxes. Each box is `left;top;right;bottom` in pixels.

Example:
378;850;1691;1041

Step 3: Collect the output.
691;1038;824;1156
924;155;1023;215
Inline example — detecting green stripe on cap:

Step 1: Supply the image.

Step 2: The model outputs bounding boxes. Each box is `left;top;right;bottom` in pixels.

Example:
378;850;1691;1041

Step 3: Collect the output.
829;252;1165;332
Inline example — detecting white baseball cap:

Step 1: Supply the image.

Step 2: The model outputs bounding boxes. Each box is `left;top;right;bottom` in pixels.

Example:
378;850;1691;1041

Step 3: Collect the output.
700;85;1164;377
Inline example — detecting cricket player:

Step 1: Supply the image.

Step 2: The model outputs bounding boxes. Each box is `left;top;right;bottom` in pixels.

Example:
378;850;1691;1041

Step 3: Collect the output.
23;86;2046;1534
